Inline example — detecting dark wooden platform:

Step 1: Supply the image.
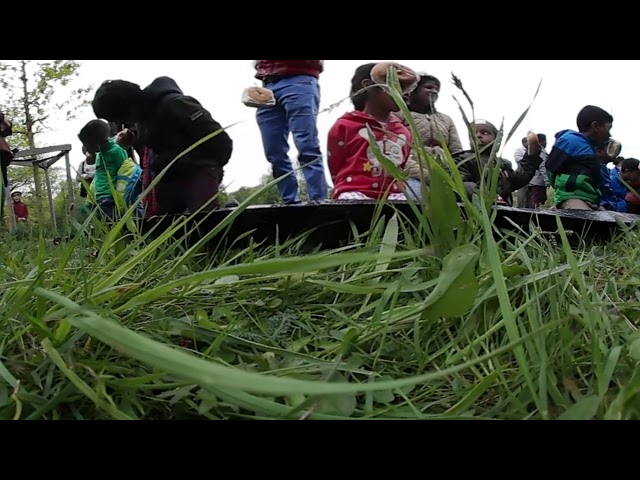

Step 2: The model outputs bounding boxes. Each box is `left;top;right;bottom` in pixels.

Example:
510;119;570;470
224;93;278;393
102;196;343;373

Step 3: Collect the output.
140;201;640;250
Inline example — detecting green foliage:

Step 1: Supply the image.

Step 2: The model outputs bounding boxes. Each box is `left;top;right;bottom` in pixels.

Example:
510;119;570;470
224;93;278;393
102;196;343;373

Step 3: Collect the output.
0;60;92;148
0;60;90;229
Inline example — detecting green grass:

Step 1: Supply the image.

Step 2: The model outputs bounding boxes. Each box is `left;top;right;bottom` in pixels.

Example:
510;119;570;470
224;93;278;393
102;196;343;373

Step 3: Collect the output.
1;69;639;420
1;206;640;420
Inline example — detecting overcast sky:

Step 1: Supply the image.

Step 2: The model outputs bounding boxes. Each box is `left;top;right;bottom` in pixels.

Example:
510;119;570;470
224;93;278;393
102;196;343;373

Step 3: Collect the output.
31;60;640;192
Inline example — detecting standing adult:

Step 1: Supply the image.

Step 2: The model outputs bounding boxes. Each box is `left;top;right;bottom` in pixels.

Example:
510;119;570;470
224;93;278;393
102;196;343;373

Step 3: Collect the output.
514;137;529;208
91;76;233;214
254;60;328;204
0;110;15;223
527;133;550;208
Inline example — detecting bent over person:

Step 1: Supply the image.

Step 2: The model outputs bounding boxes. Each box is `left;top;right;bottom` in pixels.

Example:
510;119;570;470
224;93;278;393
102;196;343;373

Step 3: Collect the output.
91;76;233;214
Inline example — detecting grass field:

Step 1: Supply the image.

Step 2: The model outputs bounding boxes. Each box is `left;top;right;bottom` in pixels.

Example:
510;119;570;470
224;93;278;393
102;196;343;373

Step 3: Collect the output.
2;71;638;420
1;200;640;420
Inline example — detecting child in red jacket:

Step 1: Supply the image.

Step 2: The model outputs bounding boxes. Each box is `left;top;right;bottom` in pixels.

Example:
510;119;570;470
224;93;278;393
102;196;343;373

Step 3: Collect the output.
328;62;418;201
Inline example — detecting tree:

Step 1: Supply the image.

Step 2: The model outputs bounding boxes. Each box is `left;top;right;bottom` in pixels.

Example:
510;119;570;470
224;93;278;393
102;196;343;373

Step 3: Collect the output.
0;60;92;226
227;171;282;206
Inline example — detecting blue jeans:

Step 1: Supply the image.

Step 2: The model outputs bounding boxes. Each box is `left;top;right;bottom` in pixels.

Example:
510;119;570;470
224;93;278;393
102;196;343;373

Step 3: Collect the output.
406;178;424;202
256;75;328;203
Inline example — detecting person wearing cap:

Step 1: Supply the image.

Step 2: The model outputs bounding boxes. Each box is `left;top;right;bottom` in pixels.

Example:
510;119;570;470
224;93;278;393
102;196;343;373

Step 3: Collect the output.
11;191;28;222
91;76;233;215
395;73;464;201
456;120;543;206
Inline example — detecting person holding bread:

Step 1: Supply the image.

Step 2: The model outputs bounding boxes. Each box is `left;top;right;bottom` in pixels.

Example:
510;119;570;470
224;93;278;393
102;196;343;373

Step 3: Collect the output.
327;62;419;201
253;60;328;204
456;120;543;206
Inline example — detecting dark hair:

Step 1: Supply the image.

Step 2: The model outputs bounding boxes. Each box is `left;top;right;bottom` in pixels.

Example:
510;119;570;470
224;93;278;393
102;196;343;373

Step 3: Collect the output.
537;133;546;143
621;158;640;172
92;79;143;121
417;74;441;90
576;105;613;132
78;119;111;145
350;63;377;111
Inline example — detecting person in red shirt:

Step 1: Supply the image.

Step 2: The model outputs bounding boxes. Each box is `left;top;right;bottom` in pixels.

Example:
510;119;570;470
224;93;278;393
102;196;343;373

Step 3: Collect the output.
254;60;327;204
11;191;28;222
328;62;417;201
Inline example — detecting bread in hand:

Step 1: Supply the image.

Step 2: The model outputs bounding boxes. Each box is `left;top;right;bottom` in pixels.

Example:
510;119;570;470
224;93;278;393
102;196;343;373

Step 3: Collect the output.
370;62;420;94
242;87;276;108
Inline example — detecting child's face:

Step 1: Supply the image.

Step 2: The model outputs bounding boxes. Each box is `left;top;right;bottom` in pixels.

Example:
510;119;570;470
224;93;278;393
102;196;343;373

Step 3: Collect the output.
83;143;100;155
359;79;399;113
12;193;20;202
474;124;496;146
411;81;439;108
82;135;108;155
592;121;612;144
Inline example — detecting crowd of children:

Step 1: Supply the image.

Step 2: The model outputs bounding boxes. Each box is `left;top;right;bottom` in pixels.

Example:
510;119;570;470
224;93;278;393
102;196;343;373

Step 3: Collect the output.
3;61;640;226
251;60;638;213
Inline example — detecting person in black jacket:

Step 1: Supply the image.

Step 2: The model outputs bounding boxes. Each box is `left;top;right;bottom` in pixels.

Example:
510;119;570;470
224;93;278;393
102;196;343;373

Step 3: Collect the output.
456;120;543;206
0;111;16;223
91;77;233;215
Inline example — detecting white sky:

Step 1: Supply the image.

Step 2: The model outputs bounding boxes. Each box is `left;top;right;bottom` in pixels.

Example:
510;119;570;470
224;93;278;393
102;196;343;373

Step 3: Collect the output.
31;60;640;191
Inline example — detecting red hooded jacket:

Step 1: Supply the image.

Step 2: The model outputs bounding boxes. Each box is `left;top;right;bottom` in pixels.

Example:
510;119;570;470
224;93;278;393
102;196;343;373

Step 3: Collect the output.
328;111;411;199
254;60;324;79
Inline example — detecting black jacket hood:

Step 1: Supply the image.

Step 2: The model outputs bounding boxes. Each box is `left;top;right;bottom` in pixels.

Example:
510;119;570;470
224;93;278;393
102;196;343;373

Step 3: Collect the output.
141;77;183;116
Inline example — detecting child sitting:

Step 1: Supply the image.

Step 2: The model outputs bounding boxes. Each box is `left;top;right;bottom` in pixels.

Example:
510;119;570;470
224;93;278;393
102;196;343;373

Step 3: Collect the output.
328;62;417;201
545;105;614;211
456;120;543;206
618;158;640;214
78;119;130;219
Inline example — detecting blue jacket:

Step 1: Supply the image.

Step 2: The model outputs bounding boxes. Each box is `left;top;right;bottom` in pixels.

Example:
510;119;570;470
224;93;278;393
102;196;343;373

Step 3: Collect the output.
608;167;628;212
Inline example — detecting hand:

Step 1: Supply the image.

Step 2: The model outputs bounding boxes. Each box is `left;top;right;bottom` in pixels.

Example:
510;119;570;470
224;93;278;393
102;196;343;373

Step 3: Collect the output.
527;131;541;156
116;129;134;149
17;217;26;222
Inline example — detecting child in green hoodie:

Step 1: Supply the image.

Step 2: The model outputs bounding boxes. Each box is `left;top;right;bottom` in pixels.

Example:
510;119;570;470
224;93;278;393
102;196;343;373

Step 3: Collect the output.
78;119;128;219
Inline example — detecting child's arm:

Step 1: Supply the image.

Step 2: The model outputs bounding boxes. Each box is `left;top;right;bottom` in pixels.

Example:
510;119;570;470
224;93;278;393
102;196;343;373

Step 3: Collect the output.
327;123;346;182
508;152;543;192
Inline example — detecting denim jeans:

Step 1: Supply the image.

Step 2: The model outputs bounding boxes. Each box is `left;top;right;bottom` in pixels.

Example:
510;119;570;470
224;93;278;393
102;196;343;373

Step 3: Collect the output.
256;74;328;204
405;178;424;202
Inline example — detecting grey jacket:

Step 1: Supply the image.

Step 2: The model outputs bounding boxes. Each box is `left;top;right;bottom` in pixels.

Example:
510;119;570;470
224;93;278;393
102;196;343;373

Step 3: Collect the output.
529;148;549;187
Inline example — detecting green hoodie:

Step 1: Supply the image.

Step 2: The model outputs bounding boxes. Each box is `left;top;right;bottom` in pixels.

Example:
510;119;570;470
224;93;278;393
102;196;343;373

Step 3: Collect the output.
94;137;128;200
